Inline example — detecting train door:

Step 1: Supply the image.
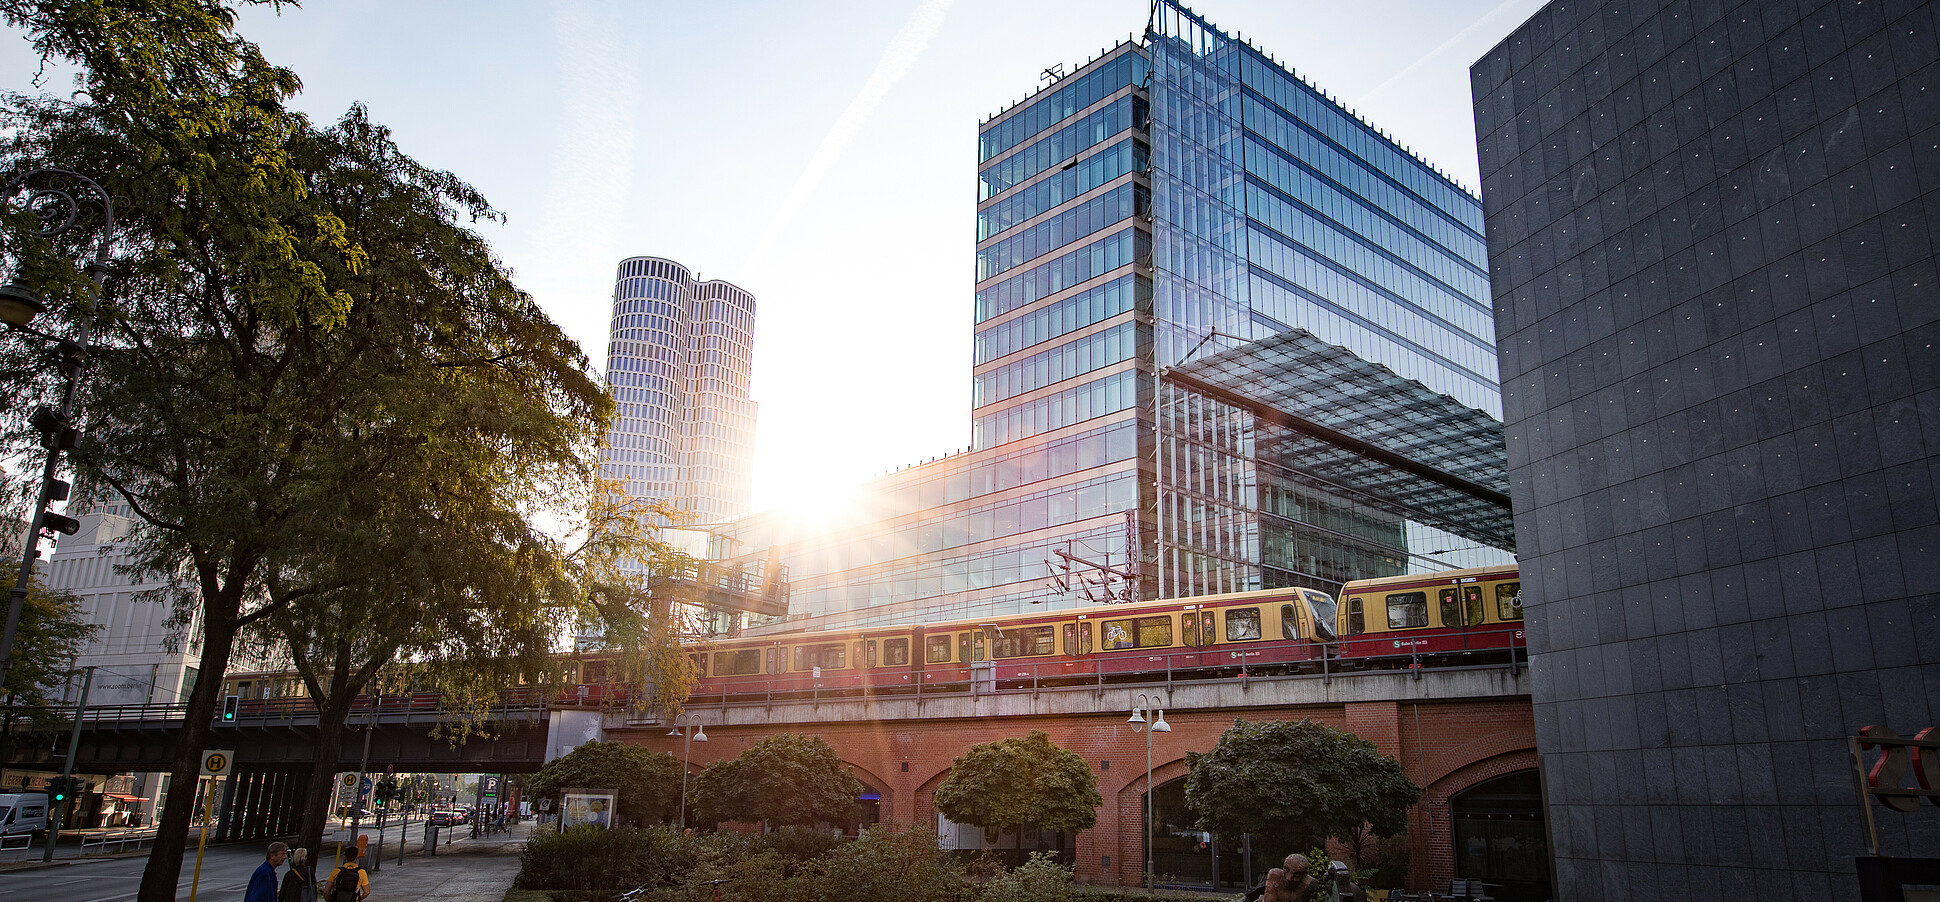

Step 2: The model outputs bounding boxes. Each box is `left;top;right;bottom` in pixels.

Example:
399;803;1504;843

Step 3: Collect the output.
1437;582;1487;651
856;639;878;690
1180;607;1216;669
765;647;782;691
1062;616;1093;677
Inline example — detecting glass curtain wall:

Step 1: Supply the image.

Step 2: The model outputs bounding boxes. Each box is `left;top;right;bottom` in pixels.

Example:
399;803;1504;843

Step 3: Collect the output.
1145;0;1504;599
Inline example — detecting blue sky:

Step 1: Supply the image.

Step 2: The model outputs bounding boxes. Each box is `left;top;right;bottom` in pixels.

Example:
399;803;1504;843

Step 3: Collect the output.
1;0;1547;517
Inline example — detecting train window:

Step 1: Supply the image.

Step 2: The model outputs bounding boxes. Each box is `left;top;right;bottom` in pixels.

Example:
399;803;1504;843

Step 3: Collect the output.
716;650;761;675
1079;620;1093;653
765;648;781;675
1387;592;1428;628
884;638;910;666
1182;612;1201;647
1201;612;1216;646
1062;624;1077;655
993;625;1055;658
1103;619;1134;649
1136;616;1173;648
859;640;877;668
1280;604;1300;639
926;636;953;663
1347;598;1365;635
1304;590;1339;640
689;653;707;677
959;633;972;663
972;631;986;661
1497;582;1523;620
793;646;808;671
819;644;847;669
1225;608;1262;641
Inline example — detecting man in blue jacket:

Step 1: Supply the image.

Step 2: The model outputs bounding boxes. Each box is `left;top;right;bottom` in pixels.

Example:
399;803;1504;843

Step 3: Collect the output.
245;842;288;902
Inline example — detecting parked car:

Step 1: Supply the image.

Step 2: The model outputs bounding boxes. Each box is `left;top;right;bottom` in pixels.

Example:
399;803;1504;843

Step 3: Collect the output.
0;793;48;839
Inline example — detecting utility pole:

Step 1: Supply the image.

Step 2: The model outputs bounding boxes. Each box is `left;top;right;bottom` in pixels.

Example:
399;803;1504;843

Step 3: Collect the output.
44;666;93;862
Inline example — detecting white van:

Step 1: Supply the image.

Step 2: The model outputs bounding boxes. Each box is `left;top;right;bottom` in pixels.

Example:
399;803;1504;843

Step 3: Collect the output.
0;792;49;838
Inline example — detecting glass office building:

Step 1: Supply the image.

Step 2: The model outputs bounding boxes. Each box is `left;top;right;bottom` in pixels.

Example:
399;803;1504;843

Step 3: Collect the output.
602;256;757;525
715;0;1508;631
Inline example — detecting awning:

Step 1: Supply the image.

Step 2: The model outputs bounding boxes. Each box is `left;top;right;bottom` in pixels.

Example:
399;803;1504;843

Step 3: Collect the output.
1163;328;1514;551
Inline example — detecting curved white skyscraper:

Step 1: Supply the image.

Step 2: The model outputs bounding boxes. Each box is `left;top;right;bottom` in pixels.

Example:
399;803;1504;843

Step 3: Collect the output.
601;256;756;524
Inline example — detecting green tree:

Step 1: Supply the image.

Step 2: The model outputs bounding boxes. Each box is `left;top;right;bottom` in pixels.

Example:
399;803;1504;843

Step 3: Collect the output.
1183;719;1420;859
526;740;684;827
0;5;606;899
692;734;863;830
933;730;1099;853
0;571;95;731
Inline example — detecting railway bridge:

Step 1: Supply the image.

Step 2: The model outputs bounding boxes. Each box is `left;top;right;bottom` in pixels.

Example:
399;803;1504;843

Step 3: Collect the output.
3;663;1538;896
607;662;1542;898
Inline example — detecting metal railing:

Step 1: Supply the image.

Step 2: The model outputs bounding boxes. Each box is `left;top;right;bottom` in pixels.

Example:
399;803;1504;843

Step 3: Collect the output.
79;828;157;855
0;833;32;852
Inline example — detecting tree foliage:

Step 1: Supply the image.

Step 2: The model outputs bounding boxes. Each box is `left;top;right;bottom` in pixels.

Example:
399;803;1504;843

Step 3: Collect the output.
934;730;1100;838
0;571;95;729
526;740;684;827
0;3;621;898
1183;719;1420;857
692;733;863;830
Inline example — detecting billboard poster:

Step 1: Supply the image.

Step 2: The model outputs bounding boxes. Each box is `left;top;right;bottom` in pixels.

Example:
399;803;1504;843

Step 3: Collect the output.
560;788;617;829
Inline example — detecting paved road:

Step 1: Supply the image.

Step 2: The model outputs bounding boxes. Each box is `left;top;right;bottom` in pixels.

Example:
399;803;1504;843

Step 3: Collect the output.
0;821;529;902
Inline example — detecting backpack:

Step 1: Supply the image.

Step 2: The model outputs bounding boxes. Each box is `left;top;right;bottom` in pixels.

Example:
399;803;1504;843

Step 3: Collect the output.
328;865;360;902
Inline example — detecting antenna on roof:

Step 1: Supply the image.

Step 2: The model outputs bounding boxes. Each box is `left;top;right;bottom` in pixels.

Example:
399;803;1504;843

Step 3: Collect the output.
1041;63;1065;83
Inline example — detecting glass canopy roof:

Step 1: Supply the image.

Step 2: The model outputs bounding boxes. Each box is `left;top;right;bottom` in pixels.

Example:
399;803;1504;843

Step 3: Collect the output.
1165;329;1514;552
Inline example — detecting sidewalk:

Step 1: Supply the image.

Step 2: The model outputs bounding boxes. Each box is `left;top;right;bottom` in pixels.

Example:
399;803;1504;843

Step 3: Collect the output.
346;820;532;902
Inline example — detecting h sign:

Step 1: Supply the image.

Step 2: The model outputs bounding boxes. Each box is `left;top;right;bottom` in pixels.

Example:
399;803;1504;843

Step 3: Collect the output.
200;750;235;777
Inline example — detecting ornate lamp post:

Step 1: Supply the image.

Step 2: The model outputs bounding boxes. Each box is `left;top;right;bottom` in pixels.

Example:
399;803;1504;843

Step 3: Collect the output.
0;169;113;698
669;713;708;829
1128;692;1171;890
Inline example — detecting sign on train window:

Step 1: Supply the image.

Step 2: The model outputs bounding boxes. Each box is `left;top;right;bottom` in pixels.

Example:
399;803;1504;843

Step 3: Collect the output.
1387;592;1428;628
926;635;953;664
1103;619;1135;649
1496;582;1523;621
884;638;910;666
993;625;1055;658
1225;608;1262;641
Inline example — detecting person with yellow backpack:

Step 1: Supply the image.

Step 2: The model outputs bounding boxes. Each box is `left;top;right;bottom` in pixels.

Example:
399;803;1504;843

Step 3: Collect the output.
321;848;368;902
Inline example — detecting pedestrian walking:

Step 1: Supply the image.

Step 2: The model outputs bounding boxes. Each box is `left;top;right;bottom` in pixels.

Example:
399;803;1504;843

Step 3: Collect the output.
321;848;369;902
245;842;288;902
279;848;317;902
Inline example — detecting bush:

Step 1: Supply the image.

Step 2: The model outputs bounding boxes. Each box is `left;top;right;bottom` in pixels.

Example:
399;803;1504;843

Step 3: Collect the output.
514;825;701;893
768;826;842;863
978;851;1075;902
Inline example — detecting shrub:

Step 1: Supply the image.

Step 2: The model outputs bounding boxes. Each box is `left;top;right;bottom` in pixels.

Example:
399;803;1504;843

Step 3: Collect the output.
978;851;1076;902
514;825;700;892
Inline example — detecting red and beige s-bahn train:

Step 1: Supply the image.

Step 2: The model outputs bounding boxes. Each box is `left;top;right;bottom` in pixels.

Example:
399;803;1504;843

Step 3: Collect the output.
219;564;1523;710
673;563;1524;698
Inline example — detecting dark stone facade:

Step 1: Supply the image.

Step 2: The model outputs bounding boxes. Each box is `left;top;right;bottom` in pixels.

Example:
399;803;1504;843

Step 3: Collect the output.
1472;0;1940;897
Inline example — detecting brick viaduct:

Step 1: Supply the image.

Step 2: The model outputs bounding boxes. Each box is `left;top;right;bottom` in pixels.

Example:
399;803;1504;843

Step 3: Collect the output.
604;667;1537;890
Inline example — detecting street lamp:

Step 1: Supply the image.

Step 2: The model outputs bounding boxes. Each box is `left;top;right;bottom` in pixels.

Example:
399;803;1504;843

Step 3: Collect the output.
1128;692;1171;890
669;712;708;829
0;169;113;698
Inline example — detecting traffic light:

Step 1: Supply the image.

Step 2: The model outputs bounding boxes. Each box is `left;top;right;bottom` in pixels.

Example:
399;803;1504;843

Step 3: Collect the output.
48;775;79;803
221;695;240;722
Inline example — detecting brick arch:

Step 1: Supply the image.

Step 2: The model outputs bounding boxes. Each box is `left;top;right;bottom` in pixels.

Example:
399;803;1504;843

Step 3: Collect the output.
1407;749;1543;892
1106;753;1194;887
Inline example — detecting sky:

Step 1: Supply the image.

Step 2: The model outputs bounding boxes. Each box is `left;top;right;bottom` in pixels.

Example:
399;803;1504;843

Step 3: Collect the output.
0;0;1549;518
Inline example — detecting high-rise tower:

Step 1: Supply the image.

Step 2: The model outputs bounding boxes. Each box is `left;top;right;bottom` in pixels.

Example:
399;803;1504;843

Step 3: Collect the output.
713;0;1512;629
602;256;756;524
